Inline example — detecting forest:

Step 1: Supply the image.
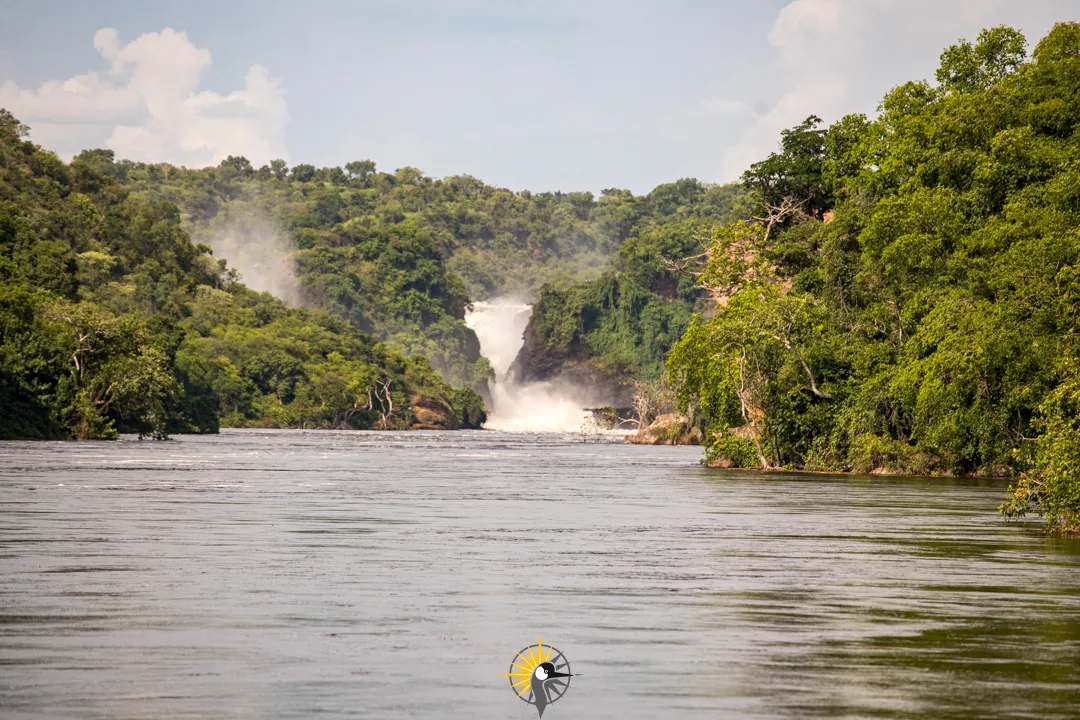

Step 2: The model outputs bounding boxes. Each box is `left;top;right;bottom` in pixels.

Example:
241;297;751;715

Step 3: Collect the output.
1;22;1078;533
0;106;735;438
665;23;1080;533
85;151;748;390
0;110;485;438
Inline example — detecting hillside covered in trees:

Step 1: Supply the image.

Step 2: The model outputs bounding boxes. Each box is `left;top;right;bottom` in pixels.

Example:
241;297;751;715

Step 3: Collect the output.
0;105;742;438
0;110;485;439
65;146;752;395
91;155;718;390
512;180;751;402
666;23;1080;533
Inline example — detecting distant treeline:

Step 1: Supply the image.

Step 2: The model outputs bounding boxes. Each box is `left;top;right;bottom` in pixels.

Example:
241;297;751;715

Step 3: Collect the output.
109;152;749;390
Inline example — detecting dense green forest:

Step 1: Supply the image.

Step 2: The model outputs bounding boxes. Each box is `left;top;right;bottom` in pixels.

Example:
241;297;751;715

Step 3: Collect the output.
517;182;751;388
666;23;1080;533
0;106;742;437
0;110;485;439
71;145;752;394
95;155;734;390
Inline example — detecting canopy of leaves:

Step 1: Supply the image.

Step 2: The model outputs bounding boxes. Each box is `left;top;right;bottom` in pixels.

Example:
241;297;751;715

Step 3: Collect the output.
100;146;751;390
667;23;1080;533
523;183;753;382
0;115;483;439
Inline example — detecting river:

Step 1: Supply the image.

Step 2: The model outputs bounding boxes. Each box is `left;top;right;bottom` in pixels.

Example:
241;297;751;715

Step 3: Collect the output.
1;430;1078;719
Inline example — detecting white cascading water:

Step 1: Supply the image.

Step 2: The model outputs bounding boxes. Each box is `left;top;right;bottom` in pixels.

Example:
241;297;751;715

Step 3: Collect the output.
464;299;590;432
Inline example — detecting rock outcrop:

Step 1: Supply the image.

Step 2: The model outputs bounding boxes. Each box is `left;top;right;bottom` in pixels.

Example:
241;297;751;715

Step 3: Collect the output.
626;414;702;446
410;395;459;430
509;317;635;408
705;454;734;468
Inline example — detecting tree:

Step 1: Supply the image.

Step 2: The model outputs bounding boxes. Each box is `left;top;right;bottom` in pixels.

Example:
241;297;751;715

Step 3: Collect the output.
1031;21;1080;64
290;163;316;182
220;155;253;176
0;108;29;139
937;26;1027;93
742;116;832;217
269;159;289;180
310;352;379;428
345;160;376;181
41;300;176;439
1000;355;1080;534
630;378;676;429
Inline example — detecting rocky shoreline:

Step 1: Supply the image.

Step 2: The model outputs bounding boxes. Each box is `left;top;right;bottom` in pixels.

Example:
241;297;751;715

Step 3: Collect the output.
625;414;702;446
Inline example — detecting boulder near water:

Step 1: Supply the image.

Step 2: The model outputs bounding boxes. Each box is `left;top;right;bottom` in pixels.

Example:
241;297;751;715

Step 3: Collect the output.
410;395;459;430
626;413;703;446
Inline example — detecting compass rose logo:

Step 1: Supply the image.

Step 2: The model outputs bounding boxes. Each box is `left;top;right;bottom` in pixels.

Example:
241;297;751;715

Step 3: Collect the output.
502;636;573;718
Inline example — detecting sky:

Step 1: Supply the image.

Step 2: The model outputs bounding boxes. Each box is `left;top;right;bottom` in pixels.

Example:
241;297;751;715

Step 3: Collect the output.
1;0;1076;194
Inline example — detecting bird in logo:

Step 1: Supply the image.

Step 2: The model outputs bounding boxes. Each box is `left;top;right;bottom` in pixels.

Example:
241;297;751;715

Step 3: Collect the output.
529;660;572;718
502;636;573;718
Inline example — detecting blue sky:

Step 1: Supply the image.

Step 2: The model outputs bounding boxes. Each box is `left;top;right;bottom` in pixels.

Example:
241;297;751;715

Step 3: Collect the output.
1;0;1076;193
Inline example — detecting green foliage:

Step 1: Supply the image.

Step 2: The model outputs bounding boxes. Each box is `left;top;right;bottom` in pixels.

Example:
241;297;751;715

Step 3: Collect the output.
523;183;751;382
449;386;487;429
743;115;833;217
707;436;760;469
0;104;757;437
0;114;484;438
937;26;1027;93
529;273;695;380
1000;354;1080;533
113;153;758;390
98;159;645;389
667;22;1080;532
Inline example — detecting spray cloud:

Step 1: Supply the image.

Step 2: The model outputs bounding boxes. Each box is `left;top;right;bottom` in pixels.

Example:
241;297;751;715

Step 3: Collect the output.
466;299;593;432
204;209;304;307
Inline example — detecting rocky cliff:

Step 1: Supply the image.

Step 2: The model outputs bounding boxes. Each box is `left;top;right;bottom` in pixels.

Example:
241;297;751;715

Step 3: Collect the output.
508;314;635;409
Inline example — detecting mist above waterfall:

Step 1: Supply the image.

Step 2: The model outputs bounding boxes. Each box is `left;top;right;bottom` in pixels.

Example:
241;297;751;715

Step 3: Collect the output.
205;211;305;307
465;299;590;432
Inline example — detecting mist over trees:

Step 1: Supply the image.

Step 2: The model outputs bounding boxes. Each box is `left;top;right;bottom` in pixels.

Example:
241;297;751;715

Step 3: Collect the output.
0;111;483;438
99;143;757;393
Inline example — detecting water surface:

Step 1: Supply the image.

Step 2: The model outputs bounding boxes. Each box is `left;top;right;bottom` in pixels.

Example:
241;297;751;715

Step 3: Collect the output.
2;430;1078;718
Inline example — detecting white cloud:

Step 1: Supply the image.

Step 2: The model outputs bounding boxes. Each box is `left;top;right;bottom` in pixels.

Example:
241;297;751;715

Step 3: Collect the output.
0;72;143;125
716;0;1073;181
0;27;289;167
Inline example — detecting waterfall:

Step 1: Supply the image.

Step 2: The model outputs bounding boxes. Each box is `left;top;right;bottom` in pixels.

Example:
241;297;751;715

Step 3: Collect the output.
464;299;590;432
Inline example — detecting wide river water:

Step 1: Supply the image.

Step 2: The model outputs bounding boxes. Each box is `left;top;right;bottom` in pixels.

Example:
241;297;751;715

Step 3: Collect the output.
2;429;1078;719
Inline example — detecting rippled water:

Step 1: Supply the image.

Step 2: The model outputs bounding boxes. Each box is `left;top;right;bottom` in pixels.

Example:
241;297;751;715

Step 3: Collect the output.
2;430;1079;719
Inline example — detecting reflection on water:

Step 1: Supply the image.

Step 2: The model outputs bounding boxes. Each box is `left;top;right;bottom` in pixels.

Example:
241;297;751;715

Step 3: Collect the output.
1;429;1078;719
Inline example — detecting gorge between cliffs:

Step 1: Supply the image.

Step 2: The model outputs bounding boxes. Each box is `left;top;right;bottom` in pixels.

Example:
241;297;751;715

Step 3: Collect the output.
465;299;629;433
